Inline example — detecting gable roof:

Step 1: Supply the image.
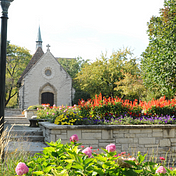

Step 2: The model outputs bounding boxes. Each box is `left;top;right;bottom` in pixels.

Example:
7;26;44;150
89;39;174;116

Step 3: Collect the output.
17;47;44;84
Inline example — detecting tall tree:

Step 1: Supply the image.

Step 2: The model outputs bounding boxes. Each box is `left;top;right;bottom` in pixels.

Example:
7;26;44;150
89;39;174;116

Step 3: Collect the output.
115;73;146;101
141;0;176;99
57;56;89;79
5;43;32;106
76;48;139;98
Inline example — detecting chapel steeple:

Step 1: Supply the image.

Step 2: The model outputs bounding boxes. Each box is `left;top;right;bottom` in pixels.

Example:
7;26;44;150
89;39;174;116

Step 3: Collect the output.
36;26;42;50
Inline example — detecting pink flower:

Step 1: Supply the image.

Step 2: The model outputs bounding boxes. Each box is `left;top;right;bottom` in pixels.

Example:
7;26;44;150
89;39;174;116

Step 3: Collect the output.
70;134;79;142
160;157;165;161
156;166;166;174
15;162;29;176
52;113;55;115
90;146;93;149
128;157;137;161
121;152;126;155
106;143;116;152
47;112;49;115
82;147;92;157
81;145;84;148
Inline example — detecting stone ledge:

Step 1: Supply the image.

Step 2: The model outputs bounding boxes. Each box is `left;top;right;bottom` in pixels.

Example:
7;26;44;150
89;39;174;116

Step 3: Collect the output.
39;122;176;130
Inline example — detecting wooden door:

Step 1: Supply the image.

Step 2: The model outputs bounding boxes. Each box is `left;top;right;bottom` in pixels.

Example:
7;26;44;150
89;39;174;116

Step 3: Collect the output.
41;92;54;106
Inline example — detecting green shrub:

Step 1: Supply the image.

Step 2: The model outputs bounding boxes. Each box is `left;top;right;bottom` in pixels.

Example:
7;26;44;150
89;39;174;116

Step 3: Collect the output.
15;137;176;175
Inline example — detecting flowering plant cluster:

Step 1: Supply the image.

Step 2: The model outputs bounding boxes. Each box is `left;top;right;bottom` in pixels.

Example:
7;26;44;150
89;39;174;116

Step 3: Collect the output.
34;94;176;125
36;104;60;122
15;135;176;175
79;94;176;118
15;162;29;176
77;94;176;125
54;105;83;125
103;114;176;125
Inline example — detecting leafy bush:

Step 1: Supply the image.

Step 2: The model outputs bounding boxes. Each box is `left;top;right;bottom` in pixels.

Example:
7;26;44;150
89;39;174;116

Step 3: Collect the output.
146;105;176;116
15;135;176;175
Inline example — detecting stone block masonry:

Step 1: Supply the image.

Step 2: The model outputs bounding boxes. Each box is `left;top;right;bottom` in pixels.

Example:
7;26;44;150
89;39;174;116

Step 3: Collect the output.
39;122;176;158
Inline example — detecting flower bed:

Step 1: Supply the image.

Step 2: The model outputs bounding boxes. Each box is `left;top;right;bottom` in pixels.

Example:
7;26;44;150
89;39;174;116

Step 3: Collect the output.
35;94;176;125
15;134;176;175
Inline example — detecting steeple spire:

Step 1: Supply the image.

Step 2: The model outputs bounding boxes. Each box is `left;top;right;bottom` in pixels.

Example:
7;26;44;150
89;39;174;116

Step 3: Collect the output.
36;26;42;50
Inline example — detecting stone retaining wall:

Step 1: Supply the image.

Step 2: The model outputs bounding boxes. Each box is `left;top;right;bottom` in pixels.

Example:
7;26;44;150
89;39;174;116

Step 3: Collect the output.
5;108;22;116
39;122;176;159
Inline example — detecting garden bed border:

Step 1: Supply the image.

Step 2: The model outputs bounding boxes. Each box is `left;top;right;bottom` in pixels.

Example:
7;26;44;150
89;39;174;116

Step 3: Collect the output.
39;122;176;159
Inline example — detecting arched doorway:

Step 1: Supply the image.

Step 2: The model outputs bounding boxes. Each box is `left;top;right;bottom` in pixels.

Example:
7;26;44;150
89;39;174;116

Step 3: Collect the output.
41;92;54;106
39;83;57;106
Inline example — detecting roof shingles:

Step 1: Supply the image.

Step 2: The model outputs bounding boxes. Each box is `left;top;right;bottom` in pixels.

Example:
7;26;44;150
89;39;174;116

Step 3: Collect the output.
17;47;44;84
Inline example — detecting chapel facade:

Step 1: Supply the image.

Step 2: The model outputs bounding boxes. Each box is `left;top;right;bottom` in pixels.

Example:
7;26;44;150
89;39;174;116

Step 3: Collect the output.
17;27;75;110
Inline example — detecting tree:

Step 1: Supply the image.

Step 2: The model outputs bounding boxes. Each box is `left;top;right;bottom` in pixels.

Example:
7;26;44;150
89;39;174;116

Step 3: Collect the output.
75;48;140;99
57;57;89;79
141;0;176;99
115;73;146;101
5;43;32;106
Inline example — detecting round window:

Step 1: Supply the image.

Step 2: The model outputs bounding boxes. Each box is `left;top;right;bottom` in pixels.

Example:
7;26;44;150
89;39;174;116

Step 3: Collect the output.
45;69;52;76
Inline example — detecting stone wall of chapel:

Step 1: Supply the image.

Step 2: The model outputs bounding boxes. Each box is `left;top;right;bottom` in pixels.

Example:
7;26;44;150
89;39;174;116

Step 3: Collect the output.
23;52;72;109
19;86;23;109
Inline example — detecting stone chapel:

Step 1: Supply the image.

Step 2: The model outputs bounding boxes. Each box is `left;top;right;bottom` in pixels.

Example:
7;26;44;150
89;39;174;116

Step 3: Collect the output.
17;27;75;110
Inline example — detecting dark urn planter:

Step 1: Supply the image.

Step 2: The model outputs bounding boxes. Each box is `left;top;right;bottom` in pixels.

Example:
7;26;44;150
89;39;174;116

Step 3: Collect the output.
29;119;48;127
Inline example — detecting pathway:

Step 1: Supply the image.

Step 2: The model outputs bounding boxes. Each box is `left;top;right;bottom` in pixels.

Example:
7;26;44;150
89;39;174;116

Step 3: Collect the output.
4;115;48;155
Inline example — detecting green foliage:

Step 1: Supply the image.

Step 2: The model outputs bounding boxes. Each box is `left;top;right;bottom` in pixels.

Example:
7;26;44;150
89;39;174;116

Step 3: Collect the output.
27;105;44;110
0;149;32;176
146;105;176;116
141;88;162;102
115;72;146;101
141;0;176;99
21;138;175;175
5;42;32;107
83;101;130;119
76;48;140;99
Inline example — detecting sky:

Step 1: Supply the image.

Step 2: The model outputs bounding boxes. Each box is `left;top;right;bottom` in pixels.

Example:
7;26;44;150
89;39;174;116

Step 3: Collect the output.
4;0;165;62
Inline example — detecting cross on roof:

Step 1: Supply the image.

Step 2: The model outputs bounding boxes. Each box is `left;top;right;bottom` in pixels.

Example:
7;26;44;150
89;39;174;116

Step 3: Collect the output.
46;44;50;51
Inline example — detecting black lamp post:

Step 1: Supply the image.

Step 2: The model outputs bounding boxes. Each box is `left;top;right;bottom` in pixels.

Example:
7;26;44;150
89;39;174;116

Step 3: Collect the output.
0;0;13;135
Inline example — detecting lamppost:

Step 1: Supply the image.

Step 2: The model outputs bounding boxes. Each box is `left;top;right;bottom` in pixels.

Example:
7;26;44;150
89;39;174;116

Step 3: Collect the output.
0;0;13;135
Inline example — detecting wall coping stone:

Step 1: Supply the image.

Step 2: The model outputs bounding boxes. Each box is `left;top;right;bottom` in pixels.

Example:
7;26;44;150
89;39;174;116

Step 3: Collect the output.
39;122;176;130
24;109;37;112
